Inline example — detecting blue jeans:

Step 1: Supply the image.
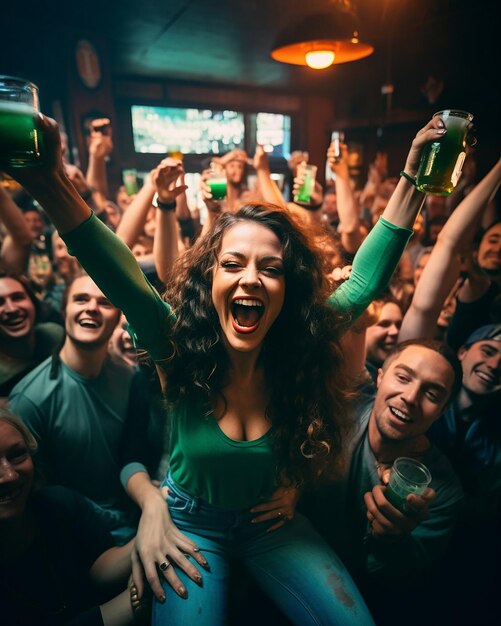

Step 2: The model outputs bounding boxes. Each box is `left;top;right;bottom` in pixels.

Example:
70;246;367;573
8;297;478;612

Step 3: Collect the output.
152;474;374;626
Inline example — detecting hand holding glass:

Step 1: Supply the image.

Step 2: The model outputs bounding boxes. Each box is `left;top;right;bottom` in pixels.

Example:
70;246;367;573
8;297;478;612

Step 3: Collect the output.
416;109;473;195
384;457;432;513
294;163;317;204
0;75;43;167
207;163;227;200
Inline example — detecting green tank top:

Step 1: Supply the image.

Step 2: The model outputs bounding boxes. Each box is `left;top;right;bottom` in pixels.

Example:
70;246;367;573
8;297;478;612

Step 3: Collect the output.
168;400;276;510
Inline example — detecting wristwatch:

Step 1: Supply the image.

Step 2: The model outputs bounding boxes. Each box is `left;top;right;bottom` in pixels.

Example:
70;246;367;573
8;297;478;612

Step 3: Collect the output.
152;193;176;212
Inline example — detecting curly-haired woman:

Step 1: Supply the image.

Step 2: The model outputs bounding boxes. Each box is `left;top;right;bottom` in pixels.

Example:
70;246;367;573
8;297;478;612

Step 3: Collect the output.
3;113;446;625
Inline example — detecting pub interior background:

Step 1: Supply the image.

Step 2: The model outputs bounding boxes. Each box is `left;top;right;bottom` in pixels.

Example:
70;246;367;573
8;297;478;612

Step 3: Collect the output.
2;0;499;195
1;1;500;624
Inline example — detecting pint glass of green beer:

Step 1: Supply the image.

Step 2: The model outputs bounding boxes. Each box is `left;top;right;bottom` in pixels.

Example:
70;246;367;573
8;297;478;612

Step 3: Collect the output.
416;109;473;195
0;76;43;167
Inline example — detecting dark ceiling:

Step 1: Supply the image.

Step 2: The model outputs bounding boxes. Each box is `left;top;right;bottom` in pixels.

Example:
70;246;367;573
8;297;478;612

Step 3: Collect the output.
2;0;499;112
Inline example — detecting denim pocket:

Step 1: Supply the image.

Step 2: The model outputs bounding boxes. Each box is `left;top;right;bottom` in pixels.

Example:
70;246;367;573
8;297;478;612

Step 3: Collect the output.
167;492;193;513
165;477;196;513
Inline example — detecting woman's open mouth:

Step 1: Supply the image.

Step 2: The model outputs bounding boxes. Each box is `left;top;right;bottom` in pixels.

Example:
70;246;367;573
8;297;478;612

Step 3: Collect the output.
230;298;264;334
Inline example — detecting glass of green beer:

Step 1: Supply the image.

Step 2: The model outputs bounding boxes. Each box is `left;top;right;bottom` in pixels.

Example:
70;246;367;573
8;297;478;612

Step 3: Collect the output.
207;163;227;200
416;109;473;195
0;75;43;167
294;163;317;204
384;457;432;513
122;169;139;196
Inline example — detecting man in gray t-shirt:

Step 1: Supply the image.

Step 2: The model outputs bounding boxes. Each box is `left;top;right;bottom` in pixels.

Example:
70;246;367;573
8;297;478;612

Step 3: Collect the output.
306;339;464;592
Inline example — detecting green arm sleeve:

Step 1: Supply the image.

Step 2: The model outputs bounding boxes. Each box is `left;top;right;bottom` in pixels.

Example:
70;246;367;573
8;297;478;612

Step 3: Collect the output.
328;217;412;324
62;212;173;361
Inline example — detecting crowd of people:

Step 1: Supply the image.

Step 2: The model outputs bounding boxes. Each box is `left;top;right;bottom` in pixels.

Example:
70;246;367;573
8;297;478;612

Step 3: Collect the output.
0;108;500;626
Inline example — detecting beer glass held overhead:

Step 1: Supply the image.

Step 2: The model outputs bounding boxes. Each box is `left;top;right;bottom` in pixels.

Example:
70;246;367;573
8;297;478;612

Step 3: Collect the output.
207;161;227;200
416;109;473;195
0;76;43;167
294;163;317;204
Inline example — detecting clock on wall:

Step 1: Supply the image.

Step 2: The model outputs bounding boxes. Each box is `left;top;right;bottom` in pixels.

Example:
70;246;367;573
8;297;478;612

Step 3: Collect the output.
75;39;102;89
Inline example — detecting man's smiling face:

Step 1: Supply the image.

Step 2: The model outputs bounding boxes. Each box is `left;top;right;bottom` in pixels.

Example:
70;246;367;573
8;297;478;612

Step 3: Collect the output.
459;340;501;397
372;345;455;442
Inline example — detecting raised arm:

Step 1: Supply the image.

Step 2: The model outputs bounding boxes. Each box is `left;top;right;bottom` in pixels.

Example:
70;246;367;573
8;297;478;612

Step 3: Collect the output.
329;117;447;321
1;115;172;361
326;141;363;254
115;171;156;249
151;159;187;284
400;158;501;341
0;185;34;273
253;144;287;208
85;119;114;211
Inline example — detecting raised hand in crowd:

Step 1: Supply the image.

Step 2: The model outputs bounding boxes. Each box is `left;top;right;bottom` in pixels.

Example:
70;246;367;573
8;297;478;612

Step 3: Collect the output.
199;166;223;236
252;144;286;208
399;157;501;342
151;158;187;283
86;117;114;205
327;139;363;254
292;163;323;205
116;157;183;253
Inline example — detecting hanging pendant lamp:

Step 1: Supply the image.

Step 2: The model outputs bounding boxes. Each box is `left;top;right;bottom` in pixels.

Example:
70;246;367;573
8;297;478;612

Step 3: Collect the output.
271;11;373;70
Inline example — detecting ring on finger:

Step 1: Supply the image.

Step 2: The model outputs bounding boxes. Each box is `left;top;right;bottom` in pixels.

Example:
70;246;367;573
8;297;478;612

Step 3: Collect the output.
159;560;171;572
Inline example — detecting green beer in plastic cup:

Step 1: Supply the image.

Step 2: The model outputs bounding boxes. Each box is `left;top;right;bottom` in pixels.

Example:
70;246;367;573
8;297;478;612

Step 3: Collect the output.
294;163;317;204
207;177;227;200
416;109;473;196
0;76;43;167
385;457;432;513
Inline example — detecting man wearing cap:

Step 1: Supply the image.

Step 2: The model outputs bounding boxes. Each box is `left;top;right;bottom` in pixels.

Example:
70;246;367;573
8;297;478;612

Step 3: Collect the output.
429;323;501;520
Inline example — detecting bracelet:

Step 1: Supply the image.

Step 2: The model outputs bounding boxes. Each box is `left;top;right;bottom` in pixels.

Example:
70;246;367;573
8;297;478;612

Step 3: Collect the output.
157;200;176;212
400;171;417;186
153;192;176;212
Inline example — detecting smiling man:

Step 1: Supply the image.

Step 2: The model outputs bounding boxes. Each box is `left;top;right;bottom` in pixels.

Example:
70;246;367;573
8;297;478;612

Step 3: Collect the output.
8;273;158;543
0;272;63;399
306;338;464;607
364;295;404;381
429;323;501;519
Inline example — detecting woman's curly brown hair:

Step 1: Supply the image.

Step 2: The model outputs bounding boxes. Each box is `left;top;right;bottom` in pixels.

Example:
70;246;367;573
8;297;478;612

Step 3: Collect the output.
162;203;352;487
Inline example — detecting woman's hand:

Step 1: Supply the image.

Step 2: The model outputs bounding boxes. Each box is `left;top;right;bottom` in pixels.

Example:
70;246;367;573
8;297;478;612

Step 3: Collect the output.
252;144;269;172
0;113;66;187
200;168;222;214
292;163;322;207
250;485;300;532
151;158;187;204
131;489;209;602
327;142;350;180
403;116;447;177
88;119;113;159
